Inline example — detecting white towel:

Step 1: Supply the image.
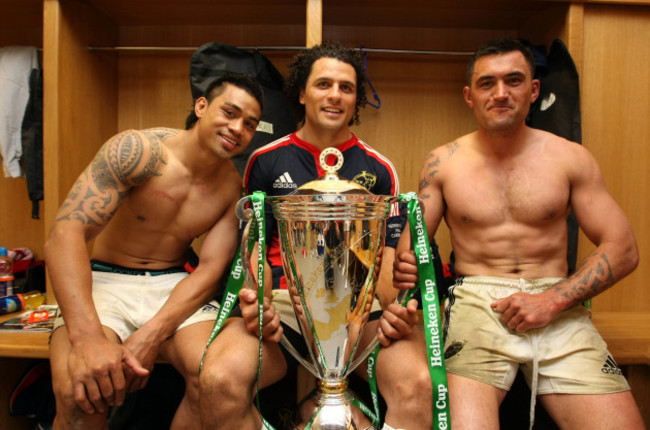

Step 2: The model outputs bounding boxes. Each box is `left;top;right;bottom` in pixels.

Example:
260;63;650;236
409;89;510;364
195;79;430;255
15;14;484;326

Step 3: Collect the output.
0;46;38;177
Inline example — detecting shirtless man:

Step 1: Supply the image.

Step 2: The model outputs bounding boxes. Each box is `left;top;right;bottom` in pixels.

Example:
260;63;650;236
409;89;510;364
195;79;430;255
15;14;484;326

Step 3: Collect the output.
200;41;432;430
393;39;645;429
45;74;263;430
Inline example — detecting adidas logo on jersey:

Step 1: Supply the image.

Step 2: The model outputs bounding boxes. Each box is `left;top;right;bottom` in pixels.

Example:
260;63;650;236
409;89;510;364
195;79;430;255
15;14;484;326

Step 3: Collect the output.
601;354;623;375
273;172;297;189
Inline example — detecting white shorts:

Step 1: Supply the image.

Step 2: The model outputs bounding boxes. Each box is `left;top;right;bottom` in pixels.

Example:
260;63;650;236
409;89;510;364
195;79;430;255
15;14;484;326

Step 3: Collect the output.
443;276;630;395
53;269;219;342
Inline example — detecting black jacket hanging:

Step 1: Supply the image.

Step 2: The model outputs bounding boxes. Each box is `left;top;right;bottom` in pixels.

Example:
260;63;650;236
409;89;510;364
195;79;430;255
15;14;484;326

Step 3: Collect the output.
21;61;43;220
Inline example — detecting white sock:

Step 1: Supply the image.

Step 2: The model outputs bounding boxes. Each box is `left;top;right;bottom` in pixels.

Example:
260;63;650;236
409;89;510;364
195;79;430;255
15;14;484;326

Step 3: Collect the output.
382;424;406;430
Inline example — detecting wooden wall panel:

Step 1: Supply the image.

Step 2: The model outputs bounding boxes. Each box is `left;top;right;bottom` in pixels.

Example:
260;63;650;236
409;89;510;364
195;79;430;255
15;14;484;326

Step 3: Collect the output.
0;177;43;253
306;0;323;47
117;24;305;49
581;4;650;312
117;52;193;131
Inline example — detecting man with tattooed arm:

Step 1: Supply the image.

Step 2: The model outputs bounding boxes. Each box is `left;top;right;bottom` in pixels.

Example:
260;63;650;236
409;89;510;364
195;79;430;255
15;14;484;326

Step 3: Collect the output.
393;39;644;429
45;74;263;430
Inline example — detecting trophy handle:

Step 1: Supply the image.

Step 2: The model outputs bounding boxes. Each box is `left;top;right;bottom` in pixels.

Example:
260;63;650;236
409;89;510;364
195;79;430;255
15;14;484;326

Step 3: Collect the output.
279;337;321;379
348;336;380;371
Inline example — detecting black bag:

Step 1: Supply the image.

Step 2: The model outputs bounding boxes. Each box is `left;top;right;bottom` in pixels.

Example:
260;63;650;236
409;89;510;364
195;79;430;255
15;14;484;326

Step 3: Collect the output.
189;42;295;175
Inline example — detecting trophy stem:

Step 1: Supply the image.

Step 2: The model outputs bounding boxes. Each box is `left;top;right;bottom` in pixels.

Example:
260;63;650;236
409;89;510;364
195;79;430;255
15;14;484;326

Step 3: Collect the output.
318;378;350;398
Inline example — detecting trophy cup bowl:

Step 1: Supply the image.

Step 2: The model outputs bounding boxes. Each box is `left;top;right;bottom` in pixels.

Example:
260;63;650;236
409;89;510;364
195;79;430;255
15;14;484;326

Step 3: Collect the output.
237;148;397;429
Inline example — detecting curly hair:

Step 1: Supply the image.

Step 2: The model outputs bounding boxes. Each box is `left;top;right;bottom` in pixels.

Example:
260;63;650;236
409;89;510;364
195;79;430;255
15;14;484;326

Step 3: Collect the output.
285;41;367;126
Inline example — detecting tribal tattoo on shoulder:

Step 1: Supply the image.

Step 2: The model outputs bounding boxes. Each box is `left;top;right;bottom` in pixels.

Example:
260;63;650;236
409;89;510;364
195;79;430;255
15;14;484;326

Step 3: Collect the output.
556;251;615;306
56;130;167;226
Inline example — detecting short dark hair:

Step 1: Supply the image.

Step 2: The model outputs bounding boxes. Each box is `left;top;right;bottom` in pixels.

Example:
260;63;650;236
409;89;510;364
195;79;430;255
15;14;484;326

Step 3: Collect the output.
284;41;367;127
185;73;264;130
466;39;536;86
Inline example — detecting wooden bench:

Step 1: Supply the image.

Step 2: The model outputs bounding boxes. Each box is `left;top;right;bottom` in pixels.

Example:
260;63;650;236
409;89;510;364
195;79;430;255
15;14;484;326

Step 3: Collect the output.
592;312;650;366
0;329;50;359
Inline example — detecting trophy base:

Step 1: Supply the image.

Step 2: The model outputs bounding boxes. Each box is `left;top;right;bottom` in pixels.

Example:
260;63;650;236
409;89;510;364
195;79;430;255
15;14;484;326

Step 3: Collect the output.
310;404;352;430
294;379;375;430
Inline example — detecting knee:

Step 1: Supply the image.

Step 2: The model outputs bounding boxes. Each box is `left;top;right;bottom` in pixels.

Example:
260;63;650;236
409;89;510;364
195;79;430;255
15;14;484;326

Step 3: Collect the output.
382;369;433;411
400;370;433;402
200;356;230;389
52;378;77;416
52;380;108;429
199;359;256;424
199;358;250;402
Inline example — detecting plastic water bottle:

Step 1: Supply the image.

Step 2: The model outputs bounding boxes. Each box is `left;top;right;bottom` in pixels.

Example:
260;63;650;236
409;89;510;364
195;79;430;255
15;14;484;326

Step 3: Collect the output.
0;291;45;315
0;247;13;297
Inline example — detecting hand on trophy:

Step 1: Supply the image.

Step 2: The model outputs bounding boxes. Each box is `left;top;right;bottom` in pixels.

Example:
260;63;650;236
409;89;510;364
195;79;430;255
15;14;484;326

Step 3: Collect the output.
377;299;419;347
238;288;284;342
392;249;419;290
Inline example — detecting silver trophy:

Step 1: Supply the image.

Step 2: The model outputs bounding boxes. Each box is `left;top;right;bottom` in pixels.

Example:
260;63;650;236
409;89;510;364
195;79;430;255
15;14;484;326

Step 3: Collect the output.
237;148;397;429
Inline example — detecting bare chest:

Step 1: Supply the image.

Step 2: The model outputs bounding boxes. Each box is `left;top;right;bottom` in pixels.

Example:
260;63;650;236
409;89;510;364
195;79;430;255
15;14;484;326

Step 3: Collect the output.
444;162;570;226
119;176;232;241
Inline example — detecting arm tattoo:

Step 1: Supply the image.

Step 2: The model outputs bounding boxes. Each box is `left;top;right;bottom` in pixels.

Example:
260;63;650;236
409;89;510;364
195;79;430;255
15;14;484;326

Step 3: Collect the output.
104;130;165;186
426;156;440;179
557;252;615;306
55;130;167;226
418;177;429;192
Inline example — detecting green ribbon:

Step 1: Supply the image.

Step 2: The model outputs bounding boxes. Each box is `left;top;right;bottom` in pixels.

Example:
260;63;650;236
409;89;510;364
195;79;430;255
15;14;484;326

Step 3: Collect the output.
201;191;266;364
249;192;268;423
366;192;450;429
200;191;273;428
199;253;245;371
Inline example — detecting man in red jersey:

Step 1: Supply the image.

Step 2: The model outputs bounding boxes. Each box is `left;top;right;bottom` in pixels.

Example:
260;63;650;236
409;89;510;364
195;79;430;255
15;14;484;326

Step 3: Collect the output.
200;42;433;430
